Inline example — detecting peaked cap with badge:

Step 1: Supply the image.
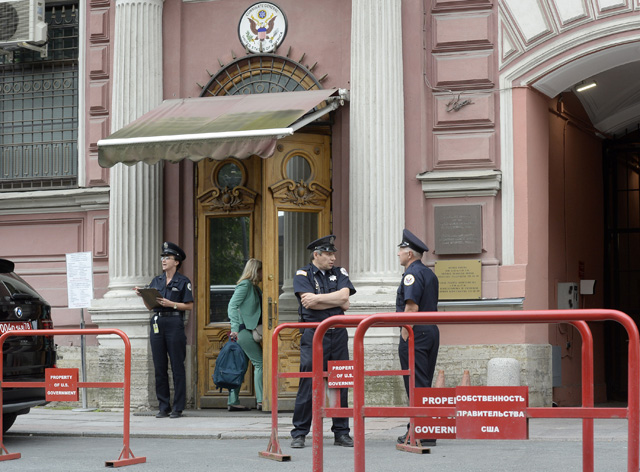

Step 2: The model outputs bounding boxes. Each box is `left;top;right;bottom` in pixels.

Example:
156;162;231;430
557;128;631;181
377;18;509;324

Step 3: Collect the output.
398;229;429;254
162;241;186;261
307;235;337;253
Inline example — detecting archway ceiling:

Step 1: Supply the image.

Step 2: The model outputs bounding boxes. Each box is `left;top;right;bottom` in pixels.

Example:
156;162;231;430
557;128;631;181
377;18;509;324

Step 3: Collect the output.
531;42;640;137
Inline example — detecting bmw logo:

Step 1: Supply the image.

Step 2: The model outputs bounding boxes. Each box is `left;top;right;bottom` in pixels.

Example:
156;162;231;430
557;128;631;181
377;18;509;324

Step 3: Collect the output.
14;307;23;318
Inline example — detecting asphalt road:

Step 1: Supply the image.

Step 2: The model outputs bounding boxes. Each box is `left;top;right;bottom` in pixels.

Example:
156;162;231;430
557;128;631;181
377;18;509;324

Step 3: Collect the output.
0;435;629;471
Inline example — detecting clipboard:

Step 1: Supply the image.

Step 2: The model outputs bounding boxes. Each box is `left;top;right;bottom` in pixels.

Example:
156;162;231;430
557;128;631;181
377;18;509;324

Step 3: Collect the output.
138;288;162;309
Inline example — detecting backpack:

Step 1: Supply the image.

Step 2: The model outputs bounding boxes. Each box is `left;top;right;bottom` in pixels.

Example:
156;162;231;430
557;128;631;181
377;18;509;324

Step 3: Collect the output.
212;340;248;391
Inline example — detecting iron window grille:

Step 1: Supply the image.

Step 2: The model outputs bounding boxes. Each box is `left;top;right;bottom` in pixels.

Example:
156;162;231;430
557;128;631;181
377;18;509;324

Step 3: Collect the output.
0;4;79;191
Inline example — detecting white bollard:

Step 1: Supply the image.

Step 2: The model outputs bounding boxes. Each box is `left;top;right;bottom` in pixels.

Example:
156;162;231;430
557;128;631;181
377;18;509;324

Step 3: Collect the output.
487;358;521;386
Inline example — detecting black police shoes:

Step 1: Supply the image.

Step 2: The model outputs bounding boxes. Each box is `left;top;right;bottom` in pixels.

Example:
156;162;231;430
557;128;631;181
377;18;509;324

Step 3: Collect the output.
155;411;169;418
227;404;250;411
334;434;354;447
170;411;182;418
291;436;305;448
397;431;436;447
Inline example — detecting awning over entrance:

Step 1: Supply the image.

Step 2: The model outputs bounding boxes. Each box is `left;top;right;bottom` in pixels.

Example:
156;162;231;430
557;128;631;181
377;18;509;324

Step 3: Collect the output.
97;89;347;168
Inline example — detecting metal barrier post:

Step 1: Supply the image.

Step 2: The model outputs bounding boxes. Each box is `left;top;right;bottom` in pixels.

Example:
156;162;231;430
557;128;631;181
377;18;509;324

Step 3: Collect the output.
259;322;317;461
310;315;364;472
0;328;146;467
571;321;594;471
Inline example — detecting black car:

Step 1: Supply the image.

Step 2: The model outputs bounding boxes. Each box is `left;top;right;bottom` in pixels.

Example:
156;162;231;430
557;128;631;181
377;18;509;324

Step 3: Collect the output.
0;258;56;433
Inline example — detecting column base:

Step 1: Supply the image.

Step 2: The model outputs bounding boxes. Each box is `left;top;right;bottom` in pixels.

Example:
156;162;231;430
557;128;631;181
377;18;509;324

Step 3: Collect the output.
89;296;155;410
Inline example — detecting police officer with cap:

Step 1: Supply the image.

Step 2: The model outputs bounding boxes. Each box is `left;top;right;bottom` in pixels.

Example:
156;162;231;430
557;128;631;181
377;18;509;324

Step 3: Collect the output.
396;229;439;447
135;242;193;419
290;235;356;448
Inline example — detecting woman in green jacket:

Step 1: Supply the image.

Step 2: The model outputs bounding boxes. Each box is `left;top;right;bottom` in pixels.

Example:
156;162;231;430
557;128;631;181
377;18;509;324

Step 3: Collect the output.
227;258;263;410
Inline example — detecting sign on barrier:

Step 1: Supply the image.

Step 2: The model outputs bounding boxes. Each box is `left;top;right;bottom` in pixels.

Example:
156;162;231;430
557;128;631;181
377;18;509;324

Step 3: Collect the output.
456;386;528;439
328;360;355;388
414;386;529;440
414;387;456;439
45;368;79;402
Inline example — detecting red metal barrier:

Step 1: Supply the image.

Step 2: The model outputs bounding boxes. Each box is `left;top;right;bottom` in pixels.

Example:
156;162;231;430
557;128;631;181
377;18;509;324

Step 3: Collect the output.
0;328;146;468
259;318;415;462
260;319;419;465
345;310;638;472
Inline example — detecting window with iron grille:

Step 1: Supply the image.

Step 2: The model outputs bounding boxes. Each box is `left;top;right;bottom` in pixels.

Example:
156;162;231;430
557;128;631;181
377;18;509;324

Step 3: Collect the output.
0;4;79;191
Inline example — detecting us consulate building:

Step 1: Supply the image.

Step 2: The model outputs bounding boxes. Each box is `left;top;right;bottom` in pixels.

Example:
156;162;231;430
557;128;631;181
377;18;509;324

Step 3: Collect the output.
2;0;640;412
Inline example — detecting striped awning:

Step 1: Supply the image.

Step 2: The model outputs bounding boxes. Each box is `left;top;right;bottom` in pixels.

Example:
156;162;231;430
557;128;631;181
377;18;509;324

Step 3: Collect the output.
98;89;347;168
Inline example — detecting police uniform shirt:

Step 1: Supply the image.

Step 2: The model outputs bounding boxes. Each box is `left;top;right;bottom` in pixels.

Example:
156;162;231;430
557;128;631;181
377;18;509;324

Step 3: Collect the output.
293;263;356;322
149;272;194;312
396;260;438;313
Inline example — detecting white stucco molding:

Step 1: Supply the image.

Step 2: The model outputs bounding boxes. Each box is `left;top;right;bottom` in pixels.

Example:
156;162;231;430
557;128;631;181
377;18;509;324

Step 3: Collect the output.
0;187;110;215
498;13;640;265
417;169;502;199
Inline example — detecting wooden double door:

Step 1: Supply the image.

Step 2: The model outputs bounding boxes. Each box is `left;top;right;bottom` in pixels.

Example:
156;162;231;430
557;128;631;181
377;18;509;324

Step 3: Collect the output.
196;133;332;410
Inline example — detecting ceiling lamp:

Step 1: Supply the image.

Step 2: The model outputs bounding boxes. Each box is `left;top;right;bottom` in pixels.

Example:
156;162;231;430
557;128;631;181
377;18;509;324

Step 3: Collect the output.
576;81;597;92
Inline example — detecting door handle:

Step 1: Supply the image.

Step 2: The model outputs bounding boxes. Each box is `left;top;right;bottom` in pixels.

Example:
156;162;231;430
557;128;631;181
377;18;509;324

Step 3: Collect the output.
267;297;277;330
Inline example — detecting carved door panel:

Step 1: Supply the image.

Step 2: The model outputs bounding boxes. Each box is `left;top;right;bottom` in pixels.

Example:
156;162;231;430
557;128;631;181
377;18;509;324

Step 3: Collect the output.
196;157;262;408
261;133;332;411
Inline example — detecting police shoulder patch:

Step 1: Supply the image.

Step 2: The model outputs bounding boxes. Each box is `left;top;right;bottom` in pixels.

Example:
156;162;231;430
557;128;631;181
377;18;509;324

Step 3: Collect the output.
340;267;349;277
404;274;415;286
296;270;307;276
187;283;192;292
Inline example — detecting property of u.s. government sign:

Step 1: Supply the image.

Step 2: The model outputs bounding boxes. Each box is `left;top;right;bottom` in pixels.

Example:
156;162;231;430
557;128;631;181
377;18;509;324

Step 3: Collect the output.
415;386;529;440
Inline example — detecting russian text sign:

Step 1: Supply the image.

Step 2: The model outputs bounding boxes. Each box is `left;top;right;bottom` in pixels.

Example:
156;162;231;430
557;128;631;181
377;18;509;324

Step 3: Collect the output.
45;368;79;402
455;386;528;440
414;387;457;439
327;360;354;388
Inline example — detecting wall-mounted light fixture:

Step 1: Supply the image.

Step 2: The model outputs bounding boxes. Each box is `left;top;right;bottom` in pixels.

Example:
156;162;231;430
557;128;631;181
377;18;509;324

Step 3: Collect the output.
576;81;597;92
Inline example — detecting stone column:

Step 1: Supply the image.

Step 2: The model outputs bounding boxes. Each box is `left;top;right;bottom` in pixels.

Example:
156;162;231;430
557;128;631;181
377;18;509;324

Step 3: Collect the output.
89;0;164;410
347;0;406;408
349;0;405;312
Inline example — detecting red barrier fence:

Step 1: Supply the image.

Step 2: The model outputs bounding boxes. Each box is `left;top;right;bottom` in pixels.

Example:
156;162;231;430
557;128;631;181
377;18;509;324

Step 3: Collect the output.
259;317;414;462
306;309;638;472
348;310;638;472
0;329;146;468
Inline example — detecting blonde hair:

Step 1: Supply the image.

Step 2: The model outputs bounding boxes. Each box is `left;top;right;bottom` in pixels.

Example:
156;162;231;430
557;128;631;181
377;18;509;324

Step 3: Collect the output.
237;258;262;285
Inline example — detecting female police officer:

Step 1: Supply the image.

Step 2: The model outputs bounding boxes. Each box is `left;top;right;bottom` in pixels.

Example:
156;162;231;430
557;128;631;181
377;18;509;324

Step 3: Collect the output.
135;242;193;419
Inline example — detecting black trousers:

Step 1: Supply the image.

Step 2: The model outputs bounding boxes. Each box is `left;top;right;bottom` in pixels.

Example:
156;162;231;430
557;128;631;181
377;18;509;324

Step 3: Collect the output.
291;327;350;438
150;315;187;413
398;325;440;398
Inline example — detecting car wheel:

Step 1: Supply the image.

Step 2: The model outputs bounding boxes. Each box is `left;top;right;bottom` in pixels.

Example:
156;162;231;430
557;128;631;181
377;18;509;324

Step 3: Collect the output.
2;413;18;434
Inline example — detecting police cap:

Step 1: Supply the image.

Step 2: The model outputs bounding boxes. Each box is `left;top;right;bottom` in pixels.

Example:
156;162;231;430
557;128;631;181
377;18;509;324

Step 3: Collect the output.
162;241;186;261
307;235;337;253
397;229;429;254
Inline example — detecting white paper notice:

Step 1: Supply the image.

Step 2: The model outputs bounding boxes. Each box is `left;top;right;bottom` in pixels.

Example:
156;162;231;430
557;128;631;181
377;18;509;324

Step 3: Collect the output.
66;252;94;309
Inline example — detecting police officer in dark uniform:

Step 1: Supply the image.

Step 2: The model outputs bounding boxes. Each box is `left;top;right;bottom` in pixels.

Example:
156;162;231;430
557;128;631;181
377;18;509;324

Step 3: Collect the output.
290;235;356;449
395;229;439;446
135;242;193;419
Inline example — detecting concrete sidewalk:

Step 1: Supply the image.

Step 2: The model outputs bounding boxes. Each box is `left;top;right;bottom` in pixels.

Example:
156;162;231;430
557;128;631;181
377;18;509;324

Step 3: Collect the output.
5;406;633;443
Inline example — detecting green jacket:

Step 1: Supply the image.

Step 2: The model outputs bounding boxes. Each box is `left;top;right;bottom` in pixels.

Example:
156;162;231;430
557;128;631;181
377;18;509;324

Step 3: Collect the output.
228;279;262;333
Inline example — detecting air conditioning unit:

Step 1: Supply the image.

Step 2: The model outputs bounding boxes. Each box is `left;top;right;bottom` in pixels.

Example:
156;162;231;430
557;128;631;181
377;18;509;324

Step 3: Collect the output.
0;0;47;47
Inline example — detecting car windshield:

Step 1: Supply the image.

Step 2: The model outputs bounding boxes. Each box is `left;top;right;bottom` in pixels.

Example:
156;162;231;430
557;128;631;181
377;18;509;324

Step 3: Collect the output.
0;273;43;301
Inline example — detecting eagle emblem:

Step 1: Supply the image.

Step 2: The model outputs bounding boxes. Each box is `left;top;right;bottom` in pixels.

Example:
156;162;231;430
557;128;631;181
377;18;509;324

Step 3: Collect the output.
238;3;287;54
249;13;276;41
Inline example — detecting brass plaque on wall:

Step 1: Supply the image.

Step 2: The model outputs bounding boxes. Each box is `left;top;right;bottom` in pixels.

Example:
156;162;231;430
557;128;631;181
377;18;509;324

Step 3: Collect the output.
435;260;481;300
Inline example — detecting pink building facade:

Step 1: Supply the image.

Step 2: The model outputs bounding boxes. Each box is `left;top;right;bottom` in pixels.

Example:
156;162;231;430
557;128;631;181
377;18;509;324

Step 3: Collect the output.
2;0;640;409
